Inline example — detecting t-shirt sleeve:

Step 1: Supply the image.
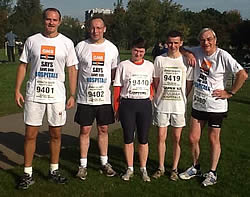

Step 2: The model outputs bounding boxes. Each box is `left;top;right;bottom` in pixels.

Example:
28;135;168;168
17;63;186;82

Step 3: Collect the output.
111;47;120;70
66;41;79;67
19;39;30;63
113;62;123;86
153;57;161;78
222;50;243;74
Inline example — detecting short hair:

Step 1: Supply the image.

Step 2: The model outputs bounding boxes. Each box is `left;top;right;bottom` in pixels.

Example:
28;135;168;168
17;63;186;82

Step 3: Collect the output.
43;8;62;21
198;28;217;41
167;30;183;41
131;37;147;49
89;16;106;26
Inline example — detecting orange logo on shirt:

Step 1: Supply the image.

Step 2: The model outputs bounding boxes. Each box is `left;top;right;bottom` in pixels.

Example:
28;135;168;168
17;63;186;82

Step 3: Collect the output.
201;59;212;72
40;45;56;60
92;52;105;66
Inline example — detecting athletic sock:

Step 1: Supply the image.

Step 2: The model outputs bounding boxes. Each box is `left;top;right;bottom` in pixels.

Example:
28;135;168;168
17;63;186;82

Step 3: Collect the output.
50;163;59;173
140;167;147;172
24;166;32;177
128;166;134;172
100;155;108;166
194;163;200;170
80;158;87;168
210;170;217;176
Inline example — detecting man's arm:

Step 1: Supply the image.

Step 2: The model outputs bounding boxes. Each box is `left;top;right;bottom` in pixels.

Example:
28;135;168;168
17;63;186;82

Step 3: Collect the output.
153;77;160;94
15;62;28;108
186;80;193;97
212;69;248;99
180;47;196;67
66;65;78;109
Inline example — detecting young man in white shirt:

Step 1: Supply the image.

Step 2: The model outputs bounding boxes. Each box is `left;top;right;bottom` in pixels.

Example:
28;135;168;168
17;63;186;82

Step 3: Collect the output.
152;30;193;181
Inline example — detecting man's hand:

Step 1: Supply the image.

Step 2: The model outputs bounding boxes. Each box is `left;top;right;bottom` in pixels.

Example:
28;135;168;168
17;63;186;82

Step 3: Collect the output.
212;89;232;99
186;53;196;67
15;91;24;108
66;96;75;109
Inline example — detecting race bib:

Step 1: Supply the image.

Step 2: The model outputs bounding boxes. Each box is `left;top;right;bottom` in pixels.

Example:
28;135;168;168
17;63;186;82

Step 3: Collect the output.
193;89;209;110
34;78;57;102
128;74;150;97
162;68;182;100
87;84;105;104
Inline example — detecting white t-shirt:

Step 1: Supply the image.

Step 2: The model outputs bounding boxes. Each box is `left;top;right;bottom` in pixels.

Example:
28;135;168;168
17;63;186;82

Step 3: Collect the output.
153;54;193;113
20;33;78;103
189;46;243;112
114;59;154;99
75;39;119;105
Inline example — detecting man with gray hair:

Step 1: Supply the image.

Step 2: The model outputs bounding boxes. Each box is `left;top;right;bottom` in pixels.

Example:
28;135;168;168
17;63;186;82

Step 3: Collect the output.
179;28;248;187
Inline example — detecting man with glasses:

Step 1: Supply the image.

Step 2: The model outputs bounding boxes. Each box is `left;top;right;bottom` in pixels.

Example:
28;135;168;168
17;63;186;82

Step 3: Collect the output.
179;28;248;187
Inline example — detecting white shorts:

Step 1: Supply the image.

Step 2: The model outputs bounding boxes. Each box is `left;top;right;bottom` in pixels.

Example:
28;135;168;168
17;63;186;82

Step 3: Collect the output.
24;101;66;126
153;111;186;127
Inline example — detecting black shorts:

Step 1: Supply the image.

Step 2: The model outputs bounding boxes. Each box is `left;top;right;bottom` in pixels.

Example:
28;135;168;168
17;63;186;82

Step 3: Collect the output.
191;108;227;128
119;98;152;144
74;104;115;126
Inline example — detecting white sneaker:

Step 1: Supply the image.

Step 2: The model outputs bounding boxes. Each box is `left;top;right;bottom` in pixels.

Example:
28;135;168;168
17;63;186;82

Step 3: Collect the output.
179;165;201;180
121;169;134;181
140;169;151;182
202;171;217;187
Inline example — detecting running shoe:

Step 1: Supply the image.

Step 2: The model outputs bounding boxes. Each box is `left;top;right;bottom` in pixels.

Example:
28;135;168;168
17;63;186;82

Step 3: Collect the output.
170;170;179;181
48;169;67;184
202;171;217;187
18;173;35;190
121;168;134;181
179;165;201;180
140;169;151;182
152;168;165;179
76;166;87;181
100;163;116;177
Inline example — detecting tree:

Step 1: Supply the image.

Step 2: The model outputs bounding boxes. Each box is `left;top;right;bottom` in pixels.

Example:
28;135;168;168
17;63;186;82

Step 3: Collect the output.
8;0;43;42
0;0;13;48
59;16;84;45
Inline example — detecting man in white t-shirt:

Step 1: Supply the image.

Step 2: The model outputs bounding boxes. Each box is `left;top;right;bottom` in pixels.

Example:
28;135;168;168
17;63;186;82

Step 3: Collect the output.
15;8;78;189
74;16;119;180
179;28;248;187
152;30;193;181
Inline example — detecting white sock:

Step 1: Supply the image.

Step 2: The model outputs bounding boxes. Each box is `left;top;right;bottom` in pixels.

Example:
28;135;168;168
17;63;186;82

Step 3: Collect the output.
140;167;146;172
128;166;134;172
80;158;87;168
100;155;108;166
24;167;32;177
50;163;59;173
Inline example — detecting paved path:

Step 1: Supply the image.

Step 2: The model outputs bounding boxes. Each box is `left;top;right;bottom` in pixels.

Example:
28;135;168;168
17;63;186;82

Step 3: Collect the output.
0;107;121;170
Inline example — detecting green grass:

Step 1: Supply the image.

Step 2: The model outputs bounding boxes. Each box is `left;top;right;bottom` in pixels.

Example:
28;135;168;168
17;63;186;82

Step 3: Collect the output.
0;49;250;196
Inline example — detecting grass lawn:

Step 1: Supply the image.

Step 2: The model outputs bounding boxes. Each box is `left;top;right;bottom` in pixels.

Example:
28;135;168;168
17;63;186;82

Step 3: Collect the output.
0;49;250;196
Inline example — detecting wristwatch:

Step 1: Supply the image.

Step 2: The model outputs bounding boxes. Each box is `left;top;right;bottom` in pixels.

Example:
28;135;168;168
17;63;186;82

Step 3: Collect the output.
227;91;235;96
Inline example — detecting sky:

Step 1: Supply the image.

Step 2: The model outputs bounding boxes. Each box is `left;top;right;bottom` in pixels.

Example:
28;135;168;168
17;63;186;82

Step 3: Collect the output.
37;0;250;21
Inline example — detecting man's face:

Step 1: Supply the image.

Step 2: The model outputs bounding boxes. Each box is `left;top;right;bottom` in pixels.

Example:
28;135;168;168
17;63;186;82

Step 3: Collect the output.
89;19;106;42
131;47;145;62
199;31;217;55
44;10;61;35
166;36;183;53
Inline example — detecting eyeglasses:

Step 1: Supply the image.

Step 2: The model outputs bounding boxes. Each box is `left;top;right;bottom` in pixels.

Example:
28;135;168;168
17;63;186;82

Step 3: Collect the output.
200;37;215;43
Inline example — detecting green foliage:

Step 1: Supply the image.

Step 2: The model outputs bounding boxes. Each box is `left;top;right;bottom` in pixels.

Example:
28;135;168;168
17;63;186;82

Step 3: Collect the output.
8;0;43;42
59;16;85;45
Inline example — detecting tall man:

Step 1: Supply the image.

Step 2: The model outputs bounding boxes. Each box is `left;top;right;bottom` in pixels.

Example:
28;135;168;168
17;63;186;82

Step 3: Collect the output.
152;31;193;181
179;28;248;187
74;16;119;180
15;8;78;189
5;30;17;62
